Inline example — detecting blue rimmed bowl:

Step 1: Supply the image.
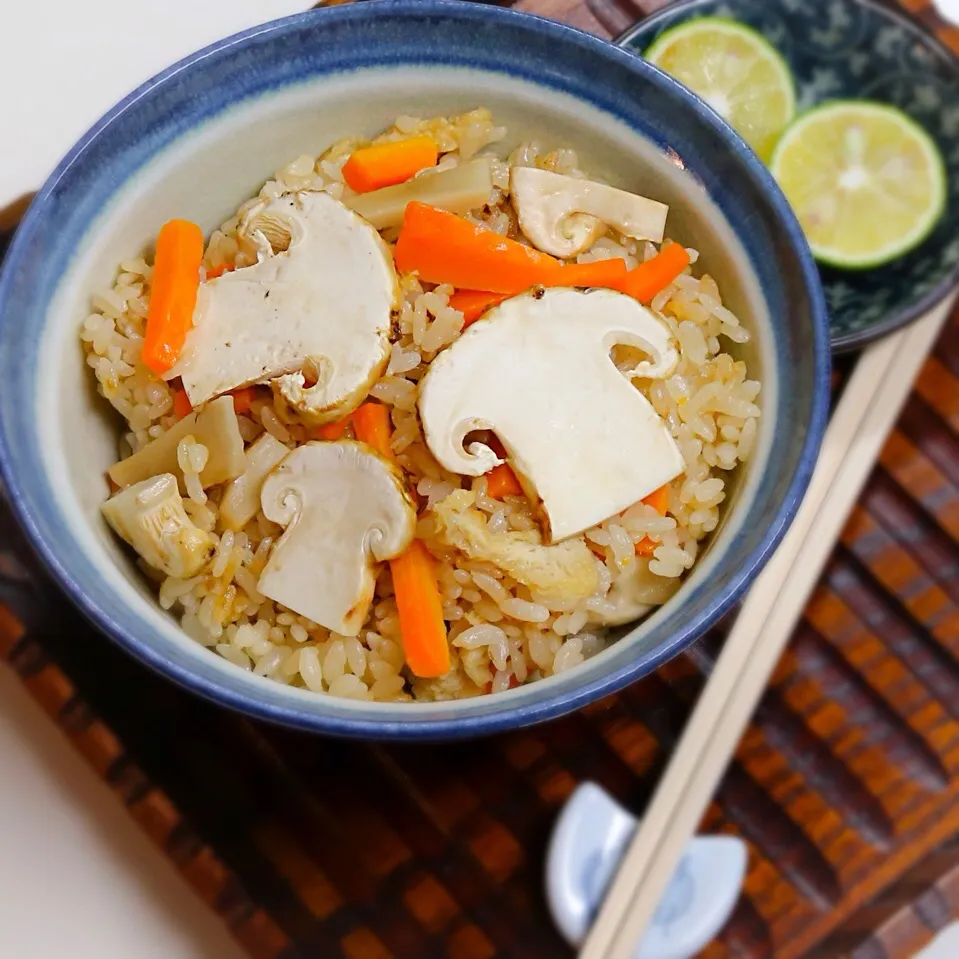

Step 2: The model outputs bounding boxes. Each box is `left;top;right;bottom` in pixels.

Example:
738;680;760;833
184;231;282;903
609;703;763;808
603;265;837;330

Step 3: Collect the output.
620;0;959;352
0;0;829;739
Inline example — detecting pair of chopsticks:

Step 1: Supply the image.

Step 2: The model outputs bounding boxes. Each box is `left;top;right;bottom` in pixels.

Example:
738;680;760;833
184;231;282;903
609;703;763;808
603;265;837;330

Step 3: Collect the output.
580;295;955;959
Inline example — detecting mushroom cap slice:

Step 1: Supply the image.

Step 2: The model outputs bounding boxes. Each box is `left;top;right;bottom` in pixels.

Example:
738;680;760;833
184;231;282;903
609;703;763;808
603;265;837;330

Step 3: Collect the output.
418;288;685;543
101;473;215;579
510;167;669;258
257;441;416;636
173;192;398;424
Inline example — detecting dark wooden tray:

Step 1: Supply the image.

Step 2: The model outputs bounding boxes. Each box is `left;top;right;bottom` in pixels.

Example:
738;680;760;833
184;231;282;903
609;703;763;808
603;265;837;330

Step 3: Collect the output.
5;2;959;957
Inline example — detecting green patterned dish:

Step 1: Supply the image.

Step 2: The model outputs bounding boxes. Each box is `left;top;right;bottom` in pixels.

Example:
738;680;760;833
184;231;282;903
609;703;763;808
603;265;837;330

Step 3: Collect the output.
621;0;959;351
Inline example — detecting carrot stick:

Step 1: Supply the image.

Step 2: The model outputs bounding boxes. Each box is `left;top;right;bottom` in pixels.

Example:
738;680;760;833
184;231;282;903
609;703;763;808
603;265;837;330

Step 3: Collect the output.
553;257;628;289
353;401;449;678
395;203;561;293
449;290;510;327
142;219;205;376
485;463;523;499
397;205;687;306
342;136;439;194
451;255;630;329
312;414;352;441
614;243;691;304
398;203;631;306
450;260;628;329
389;540;450;678
352;403;394;460
230;387;256;416
172;389;192;420
635;484;671;557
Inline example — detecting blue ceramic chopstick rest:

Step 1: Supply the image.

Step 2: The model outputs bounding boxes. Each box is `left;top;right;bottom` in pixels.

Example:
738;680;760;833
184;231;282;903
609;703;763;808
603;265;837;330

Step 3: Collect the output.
546;783;747;959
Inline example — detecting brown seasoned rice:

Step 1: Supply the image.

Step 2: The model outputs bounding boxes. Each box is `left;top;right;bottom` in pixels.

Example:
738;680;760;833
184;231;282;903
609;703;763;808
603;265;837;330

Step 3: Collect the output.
82;108;761;702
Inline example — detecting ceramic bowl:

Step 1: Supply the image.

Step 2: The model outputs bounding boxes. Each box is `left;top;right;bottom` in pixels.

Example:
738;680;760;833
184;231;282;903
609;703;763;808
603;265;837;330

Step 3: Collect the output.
621;0;959;352
0;1;829;738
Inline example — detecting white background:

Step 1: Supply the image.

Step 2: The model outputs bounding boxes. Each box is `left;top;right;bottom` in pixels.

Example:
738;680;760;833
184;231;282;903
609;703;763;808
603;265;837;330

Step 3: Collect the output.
0;2;307;210
3;1;959;957
939;0;959;26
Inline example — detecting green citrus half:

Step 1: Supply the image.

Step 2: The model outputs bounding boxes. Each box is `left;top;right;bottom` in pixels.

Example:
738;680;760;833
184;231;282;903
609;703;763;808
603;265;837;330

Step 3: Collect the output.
646;17;796;161
770;101;947;268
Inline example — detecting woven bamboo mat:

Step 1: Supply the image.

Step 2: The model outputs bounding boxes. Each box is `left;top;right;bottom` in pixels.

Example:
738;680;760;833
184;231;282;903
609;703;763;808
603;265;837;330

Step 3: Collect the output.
5;1;959;957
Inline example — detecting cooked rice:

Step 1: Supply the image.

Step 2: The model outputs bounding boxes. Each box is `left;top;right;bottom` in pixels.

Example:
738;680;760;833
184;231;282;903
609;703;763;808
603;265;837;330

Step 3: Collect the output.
81;108;761;702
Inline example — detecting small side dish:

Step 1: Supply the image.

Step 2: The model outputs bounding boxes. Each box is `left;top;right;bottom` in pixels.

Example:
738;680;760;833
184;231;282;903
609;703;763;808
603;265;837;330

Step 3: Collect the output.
646;16;948;270
82;109;761;702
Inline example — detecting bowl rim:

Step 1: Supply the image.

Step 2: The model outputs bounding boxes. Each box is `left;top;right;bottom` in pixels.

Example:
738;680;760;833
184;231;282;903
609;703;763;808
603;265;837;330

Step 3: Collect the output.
0;0;830;739
617;0;959;354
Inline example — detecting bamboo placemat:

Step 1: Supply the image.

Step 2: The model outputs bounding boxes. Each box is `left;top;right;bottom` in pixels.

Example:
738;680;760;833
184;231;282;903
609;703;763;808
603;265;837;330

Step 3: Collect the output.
5;2;959;957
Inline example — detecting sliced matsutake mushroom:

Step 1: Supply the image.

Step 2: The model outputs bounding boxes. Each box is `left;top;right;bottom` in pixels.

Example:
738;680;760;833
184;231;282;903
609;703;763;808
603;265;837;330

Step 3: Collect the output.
431;490;598;602
108;395;245;492
418;288;685;543
257;441;416;636
102;473;216;578
510;167;669;258
170;191;398;424
587;559;682;627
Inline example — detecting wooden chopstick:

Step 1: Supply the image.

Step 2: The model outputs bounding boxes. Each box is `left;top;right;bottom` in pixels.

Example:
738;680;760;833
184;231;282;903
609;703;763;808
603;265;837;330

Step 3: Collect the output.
579;296;955;959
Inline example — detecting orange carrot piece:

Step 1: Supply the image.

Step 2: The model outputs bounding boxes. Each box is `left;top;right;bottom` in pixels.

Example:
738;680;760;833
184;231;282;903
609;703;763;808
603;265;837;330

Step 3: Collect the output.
614;243;691;304
230;387;256;416
206;262;235;279
342;136;439;194
353;402;449;678
398;205;633;307
172;389;192;420
390;540;450;678
635;484;671;557
644;484;670;515
553;257;628;289
312;415;352;441
450;259;628;328
352;402;394;460
142;219;205;376
449;290;510;327
485;463;523;499
395;203;561;294
483;435;524;499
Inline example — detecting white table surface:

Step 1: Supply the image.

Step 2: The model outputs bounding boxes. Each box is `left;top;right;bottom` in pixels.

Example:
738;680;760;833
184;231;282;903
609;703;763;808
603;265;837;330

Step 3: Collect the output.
938;0;959;24
1;1;307;210
0;4;303;956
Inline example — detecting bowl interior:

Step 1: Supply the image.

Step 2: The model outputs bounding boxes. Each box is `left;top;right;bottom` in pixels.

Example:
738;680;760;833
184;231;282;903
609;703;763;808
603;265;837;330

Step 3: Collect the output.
0;2;828;737
621;0;959;352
